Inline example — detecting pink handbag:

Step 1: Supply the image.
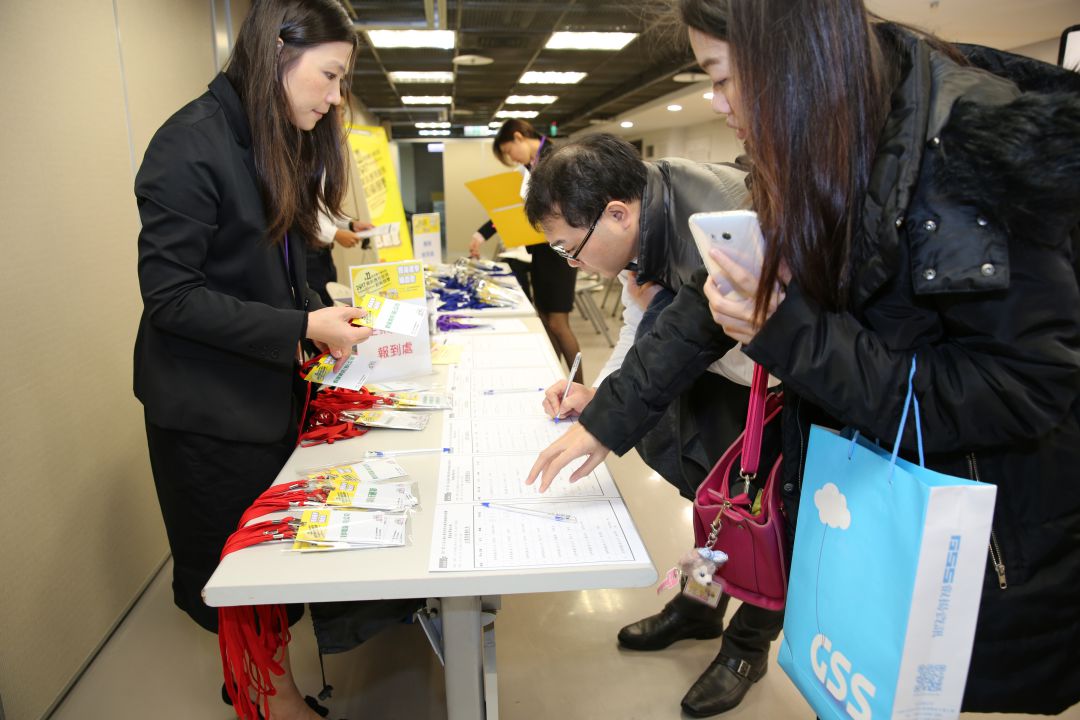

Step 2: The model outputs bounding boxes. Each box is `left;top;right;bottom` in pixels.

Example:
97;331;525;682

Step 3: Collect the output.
692;364;787;610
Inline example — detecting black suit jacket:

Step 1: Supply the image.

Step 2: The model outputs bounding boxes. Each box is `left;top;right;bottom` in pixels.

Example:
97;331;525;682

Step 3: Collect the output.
134;73;323;442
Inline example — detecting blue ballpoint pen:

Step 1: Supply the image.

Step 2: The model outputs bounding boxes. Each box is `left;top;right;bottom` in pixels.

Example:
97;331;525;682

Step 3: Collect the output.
483;387;545;395
480;502;578;523
363;447;451;458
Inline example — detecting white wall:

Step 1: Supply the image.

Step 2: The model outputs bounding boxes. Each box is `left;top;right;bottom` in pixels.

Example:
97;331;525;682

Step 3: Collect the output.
442;139;513;258
0;1;248;717
1009;36;1061;64
632;121;744;165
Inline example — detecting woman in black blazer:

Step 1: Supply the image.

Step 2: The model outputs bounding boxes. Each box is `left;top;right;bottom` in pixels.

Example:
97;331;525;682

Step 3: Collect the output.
134;0;369;714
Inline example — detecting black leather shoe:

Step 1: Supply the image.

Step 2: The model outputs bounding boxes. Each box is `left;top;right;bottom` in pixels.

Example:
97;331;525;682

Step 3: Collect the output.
304;695;331;717
617;595;726;651
680;652;767;717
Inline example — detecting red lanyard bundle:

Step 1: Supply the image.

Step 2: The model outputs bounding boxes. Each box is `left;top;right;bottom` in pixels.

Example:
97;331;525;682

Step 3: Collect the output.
218;359;399;717
219;602;291;720
221;516;298;555
237;482;330;527
296;357;393;446
217;514;300;719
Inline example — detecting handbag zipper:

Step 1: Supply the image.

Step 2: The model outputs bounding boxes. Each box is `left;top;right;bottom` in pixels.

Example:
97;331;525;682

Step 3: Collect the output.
967;452;1007;589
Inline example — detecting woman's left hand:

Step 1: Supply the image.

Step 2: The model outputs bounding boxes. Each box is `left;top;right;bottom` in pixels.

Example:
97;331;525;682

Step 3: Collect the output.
702;247;788;345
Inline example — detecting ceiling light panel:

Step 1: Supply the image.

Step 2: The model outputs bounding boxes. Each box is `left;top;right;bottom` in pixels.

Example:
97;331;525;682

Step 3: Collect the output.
545;32;637;51
495;110;539;119
389;71;454;84
505;95;558;105
419;129;451;136
402;96;452;105
367;30;456;50
519;71;587;84
415;122;451;129
452;54;494;66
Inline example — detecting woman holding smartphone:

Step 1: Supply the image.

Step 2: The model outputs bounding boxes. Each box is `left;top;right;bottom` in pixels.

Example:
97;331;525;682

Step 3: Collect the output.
529;0;1080;715
688;0;1080;715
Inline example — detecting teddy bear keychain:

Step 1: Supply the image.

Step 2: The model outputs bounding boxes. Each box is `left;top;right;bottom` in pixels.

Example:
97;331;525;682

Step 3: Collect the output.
656;547;729;607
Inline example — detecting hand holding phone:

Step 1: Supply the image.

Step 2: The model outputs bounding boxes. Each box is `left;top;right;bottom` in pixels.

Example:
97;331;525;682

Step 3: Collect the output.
688;210;765;297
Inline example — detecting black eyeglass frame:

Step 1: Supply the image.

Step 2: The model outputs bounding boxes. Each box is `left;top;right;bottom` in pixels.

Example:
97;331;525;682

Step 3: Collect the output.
550;209;604;261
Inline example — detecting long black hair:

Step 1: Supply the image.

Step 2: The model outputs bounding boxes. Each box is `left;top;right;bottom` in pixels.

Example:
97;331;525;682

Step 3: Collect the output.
225;0;357;246
678;0;894;319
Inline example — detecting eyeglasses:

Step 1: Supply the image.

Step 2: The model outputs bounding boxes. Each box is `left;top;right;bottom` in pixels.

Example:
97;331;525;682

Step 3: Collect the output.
550;209;604;262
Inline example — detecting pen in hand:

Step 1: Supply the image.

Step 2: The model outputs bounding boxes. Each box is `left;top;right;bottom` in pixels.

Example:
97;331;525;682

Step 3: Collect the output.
555;351;583;423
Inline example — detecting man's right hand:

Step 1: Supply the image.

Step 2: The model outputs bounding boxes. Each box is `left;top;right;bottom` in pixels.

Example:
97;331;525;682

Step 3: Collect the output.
542;380;595;420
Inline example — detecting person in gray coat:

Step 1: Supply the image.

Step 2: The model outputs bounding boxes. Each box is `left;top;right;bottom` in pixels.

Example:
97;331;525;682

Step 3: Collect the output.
524;133;780;716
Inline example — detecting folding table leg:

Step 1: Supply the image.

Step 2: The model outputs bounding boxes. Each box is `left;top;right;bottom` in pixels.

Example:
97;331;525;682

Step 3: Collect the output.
442;595;486;720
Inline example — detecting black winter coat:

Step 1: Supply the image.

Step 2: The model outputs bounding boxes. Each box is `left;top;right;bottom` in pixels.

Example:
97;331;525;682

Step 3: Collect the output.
581;27;1080;715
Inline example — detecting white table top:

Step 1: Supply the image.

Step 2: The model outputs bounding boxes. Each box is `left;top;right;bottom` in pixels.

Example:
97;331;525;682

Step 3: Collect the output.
203;318;656;608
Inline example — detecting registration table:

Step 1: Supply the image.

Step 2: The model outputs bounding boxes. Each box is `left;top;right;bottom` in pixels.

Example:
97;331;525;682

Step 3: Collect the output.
204;315;657;720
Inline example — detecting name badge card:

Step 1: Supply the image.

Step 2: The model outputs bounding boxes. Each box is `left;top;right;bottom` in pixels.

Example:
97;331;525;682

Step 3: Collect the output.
351;294;425;337
348;260;433;382
303;354;378;391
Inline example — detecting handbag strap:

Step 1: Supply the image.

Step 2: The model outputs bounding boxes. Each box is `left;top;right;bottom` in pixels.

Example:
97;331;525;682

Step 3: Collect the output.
740;363;770;475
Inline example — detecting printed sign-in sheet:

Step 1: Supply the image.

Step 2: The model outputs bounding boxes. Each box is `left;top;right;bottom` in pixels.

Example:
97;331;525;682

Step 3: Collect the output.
431;499;648;571
428;331;649;572
437;454;619;503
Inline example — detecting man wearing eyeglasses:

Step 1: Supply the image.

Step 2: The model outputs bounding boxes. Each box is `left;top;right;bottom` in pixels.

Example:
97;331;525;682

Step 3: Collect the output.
523;133;782;716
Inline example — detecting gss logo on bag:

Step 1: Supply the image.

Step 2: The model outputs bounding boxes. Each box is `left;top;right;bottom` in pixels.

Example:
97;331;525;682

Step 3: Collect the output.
811;633;877;720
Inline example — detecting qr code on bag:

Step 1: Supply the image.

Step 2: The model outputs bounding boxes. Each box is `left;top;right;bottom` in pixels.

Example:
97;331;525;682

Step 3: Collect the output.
915;664;946;694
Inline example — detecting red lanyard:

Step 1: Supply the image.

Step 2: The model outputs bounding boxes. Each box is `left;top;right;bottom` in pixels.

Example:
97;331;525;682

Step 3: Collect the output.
296;357;393;446
219;602;291;720
220;361;399;717
218;512;299;718
221;516;298;556
237;485;329;527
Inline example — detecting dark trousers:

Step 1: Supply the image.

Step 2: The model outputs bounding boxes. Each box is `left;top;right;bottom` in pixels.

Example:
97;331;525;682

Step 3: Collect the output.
145;416;304;633
716;595;785;662
506;258;533;302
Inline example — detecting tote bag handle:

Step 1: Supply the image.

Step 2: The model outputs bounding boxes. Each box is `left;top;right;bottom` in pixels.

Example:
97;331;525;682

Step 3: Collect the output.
848;355;926;476
889;355;925;469
846;354;924;472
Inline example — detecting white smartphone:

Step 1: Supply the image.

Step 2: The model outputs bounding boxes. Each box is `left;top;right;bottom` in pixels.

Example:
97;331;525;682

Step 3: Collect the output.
688;210;766;296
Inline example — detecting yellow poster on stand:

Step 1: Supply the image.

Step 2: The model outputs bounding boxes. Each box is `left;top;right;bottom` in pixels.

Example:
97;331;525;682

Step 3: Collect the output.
346;125;413;262
465;171;546;247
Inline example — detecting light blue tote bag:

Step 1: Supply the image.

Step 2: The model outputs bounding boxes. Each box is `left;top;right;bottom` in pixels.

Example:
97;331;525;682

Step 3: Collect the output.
778;358;996;720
